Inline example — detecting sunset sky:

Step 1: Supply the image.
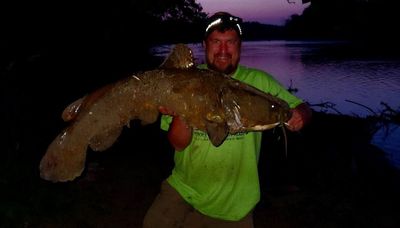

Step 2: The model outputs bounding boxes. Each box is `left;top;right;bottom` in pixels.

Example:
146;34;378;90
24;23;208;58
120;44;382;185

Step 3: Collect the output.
197;0;310;25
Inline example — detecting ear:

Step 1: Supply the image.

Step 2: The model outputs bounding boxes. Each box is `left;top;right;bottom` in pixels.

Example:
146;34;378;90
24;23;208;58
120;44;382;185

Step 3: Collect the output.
205;121;229;147
202;40;206;47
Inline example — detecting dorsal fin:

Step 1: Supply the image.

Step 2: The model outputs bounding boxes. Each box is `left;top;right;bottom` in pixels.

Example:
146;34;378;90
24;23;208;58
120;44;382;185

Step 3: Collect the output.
159;43;195;69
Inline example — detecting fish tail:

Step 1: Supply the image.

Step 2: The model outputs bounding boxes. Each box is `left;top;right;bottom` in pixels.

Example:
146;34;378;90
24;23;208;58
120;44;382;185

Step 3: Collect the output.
39;130;88;182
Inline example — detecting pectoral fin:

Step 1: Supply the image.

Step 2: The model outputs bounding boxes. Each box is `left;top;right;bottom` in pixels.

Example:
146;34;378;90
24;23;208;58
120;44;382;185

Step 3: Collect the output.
205;121;229;147
62;96;86;121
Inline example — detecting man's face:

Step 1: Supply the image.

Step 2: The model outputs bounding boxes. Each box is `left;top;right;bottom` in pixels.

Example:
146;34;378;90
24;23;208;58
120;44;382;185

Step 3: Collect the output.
203;29;241;75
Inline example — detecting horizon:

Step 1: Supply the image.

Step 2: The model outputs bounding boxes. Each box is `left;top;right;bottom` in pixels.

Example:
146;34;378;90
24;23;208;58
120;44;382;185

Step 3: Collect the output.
197;0;310;25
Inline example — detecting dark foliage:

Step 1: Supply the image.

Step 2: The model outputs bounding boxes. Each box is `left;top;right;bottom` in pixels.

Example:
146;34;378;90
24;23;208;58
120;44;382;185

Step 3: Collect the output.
1;1;400;227
285;0;400;48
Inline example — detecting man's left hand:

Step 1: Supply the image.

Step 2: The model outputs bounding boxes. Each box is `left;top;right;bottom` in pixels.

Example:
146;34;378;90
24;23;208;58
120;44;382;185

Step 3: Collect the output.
286;103;312;131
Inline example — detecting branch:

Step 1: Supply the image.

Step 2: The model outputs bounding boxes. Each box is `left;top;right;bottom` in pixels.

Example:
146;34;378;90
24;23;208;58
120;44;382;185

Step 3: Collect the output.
345;99;377;116
309;101;343;115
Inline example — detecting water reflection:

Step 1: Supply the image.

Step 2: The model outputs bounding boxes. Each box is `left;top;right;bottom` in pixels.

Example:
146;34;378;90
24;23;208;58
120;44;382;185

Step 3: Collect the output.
372;124;400;169
153;41;400;116
152;40;400;169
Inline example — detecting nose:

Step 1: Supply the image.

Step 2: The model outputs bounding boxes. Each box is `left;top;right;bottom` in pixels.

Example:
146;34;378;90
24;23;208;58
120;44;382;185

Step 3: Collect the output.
219;42;228;53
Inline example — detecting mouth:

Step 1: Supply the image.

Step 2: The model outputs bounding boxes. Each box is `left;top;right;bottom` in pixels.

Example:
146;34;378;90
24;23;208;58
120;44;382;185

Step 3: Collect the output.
215;54;231;61
215;57;231;68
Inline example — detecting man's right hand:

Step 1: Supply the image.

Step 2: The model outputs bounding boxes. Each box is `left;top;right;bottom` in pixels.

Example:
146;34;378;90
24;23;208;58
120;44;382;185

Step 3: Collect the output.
159;106;192;151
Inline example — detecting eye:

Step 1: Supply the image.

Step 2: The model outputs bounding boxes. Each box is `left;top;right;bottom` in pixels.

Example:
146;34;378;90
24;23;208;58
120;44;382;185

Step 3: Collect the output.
212;39;220;45
227;39;238;45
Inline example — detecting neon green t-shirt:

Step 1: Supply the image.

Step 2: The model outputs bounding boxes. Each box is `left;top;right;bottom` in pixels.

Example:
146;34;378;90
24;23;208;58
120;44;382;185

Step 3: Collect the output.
161;65;302;221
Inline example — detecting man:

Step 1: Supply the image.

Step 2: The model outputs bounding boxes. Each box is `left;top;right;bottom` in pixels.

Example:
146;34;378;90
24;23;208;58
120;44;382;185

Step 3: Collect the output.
143;12;312;227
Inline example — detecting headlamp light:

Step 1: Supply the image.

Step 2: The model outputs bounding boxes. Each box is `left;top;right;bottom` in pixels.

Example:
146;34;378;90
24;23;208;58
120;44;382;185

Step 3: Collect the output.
204;13;243;38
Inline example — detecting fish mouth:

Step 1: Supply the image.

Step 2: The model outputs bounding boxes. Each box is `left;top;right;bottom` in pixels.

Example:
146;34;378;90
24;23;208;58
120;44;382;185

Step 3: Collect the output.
245;122;282;131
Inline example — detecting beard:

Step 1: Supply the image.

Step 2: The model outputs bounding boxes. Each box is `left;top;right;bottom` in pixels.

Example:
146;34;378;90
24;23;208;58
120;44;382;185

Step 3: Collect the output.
207;54;238;75
208;63;236;75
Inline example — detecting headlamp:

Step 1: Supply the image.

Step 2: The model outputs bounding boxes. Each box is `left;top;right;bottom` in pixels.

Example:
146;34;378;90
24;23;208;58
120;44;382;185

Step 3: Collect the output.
204;13;243;38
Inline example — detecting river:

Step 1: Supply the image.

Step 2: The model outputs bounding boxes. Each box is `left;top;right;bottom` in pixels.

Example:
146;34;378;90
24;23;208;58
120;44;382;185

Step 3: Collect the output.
151;40;400;169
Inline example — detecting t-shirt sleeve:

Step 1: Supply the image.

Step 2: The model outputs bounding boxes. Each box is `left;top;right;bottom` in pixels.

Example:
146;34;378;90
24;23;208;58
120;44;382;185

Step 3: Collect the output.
264;76;303;109
235;66;304;109
251;70;303;108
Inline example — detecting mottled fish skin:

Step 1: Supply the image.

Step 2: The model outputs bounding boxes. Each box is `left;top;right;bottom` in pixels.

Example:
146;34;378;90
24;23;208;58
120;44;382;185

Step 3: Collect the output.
39;44;291;182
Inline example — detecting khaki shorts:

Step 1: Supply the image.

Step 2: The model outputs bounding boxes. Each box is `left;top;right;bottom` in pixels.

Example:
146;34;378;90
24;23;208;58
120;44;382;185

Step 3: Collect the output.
143;180;254;228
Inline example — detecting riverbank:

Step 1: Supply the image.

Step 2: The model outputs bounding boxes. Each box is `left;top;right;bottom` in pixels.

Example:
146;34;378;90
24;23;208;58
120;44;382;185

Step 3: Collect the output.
1;110;400;227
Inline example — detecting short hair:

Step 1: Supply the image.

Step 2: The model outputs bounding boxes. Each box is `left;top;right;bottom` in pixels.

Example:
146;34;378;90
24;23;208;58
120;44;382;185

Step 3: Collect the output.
204;12;243;40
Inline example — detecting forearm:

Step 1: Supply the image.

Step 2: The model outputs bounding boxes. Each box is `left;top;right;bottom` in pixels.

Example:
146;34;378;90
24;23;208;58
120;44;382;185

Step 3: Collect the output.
167;116;193;151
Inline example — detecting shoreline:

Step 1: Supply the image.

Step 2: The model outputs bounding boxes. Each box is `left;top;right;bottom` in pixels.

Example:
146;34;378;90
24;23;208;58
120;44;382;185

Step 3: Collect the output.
2;110;400;227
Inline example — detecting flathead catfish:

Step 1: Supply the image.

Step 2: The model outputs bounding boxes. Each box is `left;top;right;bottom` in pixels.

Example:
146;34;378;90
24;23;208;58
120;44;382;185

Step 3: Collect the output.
39;43;292;182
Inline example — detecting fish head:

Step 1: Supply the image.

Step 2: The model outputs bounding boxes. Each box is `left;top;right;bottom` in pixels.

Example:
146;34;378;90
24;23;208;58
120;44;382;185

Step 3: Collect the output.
221;81;292;133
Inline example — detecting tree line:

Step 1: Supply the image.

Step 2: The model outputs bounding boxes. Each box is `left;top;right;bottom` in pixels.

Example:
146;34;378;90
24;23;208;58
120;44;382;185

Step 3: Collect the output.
2;0;399;56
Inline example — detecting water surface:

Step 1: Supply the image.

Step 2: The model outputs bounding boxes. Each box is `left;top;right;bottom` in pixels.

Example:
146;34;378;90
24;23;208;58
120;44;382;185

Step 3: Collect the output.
152;40;400;168
154;41;400;116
